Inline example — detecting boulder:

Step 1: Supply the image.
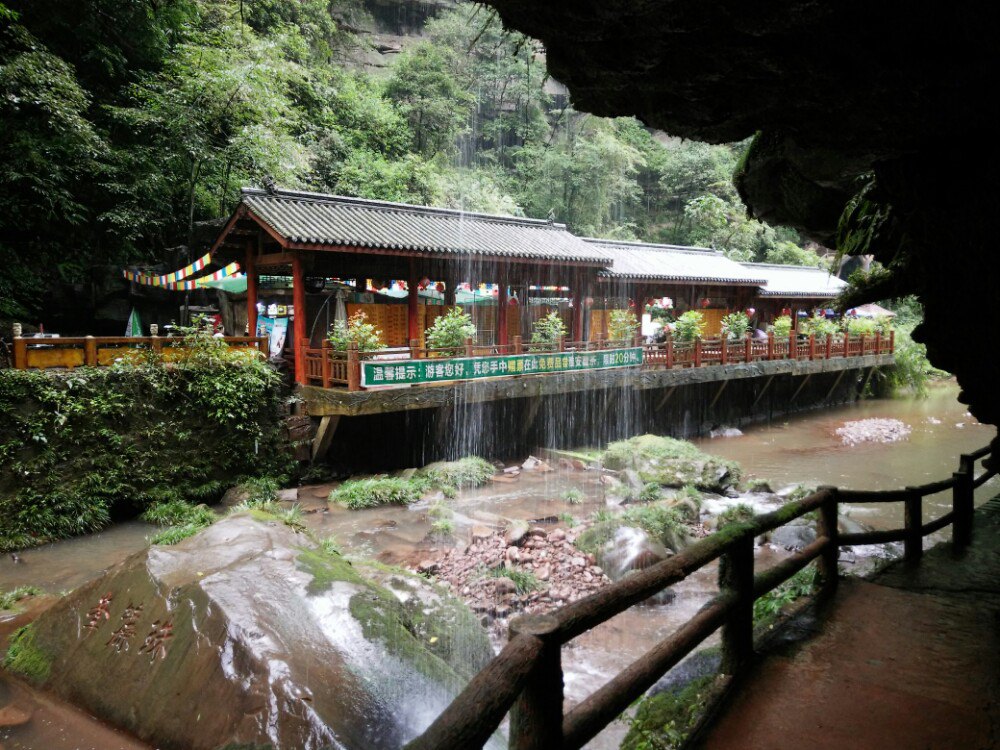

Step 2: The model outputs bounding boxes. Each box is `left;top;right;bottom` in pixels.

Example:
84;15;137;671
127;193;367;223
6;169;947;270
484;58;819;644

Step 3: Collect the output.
584;525;673;581
769;518;818;550
8;515;492;750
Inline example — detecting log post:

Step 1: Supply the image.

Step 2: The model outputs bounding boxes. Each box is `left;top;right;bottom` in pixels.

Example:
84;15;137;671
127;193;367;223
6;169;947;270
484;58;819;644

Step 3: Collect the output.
84;336;97;366
152;336;163;355
292;252;307;385
788;329;797;359
952;454;975;550
693;337;702;367
744;333;752;362
409;338;421;359
903;487;922;564
767;331;774;360
508;615;563;750
665;331;674;369
13;336;26;369
465;336;474;357
816;487;840;595
321;339;332;389
719;534;754;675
808;333;816;360
347;343;361;391
825;333;833;359
513;335;523;355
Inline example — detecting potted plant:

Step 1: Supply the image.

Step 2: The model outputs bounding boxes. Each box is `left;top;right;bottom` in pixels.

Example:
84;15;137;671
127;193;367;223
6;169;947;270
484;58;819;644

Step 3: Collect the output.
530;311;567;351
674;310;705;342
425;307;476;356
328;311;385;352
720;311;751;341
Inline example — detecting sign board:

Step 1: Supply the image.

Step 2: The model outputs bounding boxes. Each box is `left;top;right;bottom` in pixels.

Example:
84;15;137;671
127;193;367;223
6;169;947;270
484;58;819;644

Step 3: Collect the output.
361;347;643;387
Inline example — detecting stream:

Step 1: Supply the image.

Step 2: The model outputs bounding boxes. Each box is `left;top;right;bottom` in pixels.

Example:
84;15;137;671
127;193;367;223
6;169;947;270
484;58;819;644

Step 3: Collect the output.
1;381;996;749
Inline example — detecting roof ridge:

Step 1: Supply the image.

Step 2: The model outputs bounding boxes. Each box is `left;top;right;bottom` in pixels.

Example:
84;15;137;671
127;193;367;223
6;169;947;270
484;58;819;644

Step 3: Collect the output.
241;186;567;230
582;236;717;255
740;261;832;271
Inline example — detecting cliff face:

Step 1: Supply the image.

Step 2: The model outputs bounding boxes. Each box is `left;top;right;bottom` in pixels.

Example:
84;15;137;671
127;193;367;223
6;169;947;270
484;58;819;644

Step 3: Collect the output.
480;1;1000;438
349;0;459;69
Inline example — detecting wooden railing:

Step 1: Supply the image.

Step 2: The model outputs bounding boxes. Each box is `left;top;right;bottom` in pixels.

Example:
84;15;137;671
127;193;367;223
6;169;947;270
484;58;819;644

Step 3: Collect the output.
11;335;268;370
405;445;995;750
302;330;895;391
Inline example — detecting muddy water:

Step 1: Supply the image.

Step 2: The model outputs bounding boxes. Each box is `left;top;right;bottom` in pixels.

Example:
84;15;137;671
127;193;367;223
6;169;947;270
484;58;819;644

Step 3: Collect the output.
2;382;994;750
692;381;998;530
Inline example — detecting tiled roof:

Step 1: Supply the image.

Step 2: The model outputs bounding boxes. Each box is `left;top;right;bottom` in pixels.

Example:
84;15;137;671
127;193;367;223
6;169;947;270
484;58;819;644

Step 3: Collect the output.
240;188;607;264
742;262;848;298
584;238;767;285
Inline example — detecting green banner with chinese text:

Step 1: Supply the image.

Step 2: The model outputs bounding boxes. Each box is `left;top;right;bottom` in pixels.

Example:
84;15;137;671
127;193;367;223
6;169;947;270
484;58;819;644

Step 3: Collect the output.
361;347;643;387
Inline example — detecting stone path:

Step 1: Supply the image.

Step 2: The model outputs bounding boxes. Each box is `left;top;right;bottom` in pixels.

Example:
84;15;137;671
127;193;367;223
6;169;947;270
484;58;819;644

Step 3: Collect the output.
698;497;1000;750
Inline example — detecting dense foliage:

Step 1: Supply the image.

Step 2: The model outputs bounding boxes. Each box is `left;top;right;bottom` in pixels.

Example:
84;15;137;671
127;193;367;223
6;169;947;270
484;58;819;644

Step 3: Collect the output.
328;310;385;351
0;332;289;551
0;0;827;320
425;306;476;353
530;311;567;349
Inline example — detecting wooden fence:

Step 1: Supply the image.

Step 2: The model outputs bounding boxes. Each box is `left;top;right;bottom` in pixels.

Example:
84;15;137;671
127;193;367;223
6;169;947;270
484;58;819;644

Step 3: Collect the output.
11;336;267;370
302;330;895;390
404;444;994;750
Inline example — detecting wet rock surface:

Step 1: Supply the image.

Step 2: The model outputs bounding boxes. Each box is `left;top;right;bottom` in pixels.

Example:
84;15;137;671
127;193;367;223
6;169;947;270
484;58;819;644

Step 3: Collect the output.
8;515;491;750
835;418;912;445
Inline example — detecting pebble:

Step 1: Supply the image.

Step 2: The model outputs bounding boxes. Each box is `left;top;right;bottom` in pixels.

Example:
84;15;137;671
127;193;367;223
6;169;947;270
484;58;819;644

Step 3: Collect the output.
835;418;912;445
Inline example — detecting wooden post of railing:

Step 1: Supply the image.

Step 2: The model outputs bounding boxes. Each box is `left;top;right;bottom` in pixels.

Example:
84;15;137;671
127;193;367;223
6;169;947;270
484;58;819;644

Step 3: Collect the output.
13;337;27;369
808;333;816;360
719;533;754;674
321;340;332;388
465;337;474;357
665;331;674;369
889;329;895;353
693;337;702;367
508;615;563;750
559;335;566;352
720;335;728;365
513;335;523;355
903;486;922;564
825;333;833;360
152;335;164;355
842;333;848;357
788;330;796;359
409;338;421;359
84;335;97;366
347;343;361;391
858;333;866;357
816;487;840;595
744;333;752;362
952;454;975;550
874;331;882;356
767;331;774;360
633;331;642;348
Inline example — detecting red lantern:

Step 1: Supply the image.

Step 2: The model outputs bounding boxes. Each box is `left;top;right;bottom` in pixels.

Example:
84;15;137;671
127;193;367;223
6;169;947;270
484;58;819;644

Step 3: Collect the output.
435;281;445;293
701;298;711;308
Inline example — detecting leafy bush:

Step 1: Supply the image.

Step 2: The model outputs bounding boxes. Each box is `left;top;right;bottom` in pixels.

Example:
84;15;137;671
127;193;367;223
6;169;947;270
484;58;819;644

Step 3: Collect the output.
530;311;568;349
622;673;716;750
141;499;216;527
330;476;425;509
608;309;638;342
874;325;941;398
486;565;540;594
425;306;476;354
720;311;750;341
328;310;385;352
753;565;818;626
637;483;664;503
769;315;793;337
0;331;288;552
235;476;280;506
673;310;705;342
430;517;455;536
799;313;838;338
843;316;878;336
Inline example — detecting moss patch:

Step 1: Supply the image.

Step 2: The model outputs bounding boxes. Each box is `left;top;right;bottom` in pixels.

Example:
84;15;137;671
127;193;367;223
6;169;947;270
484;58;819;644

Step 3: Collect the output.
3;624;51;682
601;435;742;492
296;547;365;592
621;673;717;750
329;476;426;509
418;456;495;490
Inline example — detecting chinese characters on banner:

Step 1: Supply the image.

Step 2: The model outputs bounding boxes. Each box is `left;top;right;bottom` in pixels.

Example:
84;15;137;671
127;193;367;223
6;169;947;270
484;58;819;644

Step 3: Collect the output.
362;347;643;387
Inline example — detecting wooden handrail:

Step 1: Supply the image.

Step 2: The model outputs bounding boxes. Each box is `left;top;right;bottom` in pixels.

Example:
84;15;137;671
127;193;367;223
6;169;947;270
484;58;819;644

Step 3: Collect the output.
404;446;993;750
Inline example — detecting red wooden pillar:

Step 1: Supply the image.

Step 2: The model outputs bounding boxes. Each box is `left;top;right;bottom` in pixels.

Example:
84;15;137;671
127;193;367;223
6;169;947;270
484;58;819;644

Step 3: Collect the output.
407;259;420;343
571;281;584;343
245;239;258;337
497;281;509;346
291;251;307;385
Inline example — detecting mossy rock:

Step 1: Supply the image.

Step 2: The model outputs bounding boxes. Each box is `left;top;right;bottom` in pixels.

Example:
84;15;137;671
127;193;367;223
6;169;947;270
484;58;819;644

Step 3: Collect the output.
418;456;496;489
601;435;741;492
16;514;491;750
621;668;719;750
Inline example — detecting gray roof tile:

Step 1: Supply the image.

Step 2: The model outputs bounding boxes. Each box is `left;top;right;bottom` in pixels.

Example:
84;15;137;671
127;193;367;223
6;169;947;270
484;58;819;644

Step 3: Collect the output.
584;238;766;285
740;262;848;298
241;188;608;264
